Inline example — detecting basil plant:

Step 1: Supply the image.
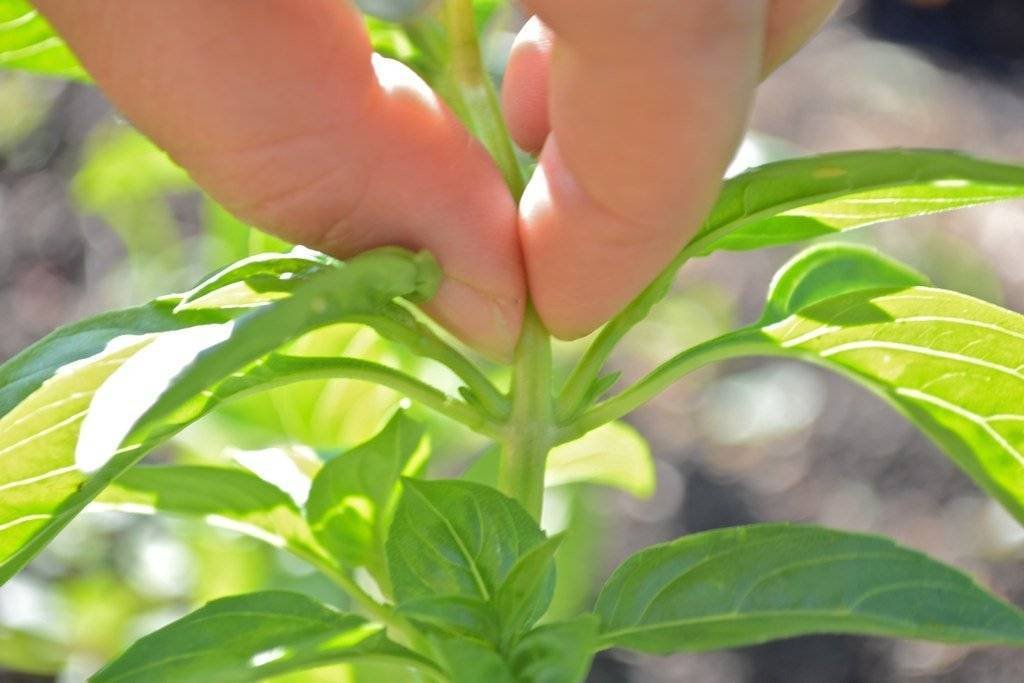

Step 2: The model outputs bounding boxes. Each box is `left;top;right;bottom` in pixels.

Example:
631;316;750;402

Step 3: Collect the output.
1;0;1023;680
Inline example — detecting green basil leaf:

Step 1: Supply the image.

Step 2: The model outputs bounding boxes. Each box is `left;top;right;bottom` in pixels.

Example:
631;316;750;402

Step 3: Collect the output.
92;591;435;682
752;249;1024;522
397;595;500;642
547;421;655;498
79;247;437;476
688;150;1024;256
305;411;427;575
94;465;322;560
0;248;438;583
176;248;337;309
386;479;546;605
595;524;1024;653
0;0;86;79
388;497;562;645
0;300;217;419
760;242;930;323
0;335;157;582
438;639;514;683
635;245;1024;527
209;323;415;451
509;615;598;683
436;615;597;683
493;534;562;641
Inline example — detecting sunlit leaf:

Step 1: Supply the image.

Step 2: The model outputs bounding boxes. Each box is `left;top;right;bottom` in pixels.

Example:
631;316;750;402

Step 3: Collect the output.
305;411;426;576
0;249;439;583
92;591;435;682
0;0;85;79
749;246;1024;522
643;246;1024;526
547;422;655;498
595;524;1024;653
176;247;336;310
688;149;1024;255
95;465;323;560
761;243;929;324
201;324;410;451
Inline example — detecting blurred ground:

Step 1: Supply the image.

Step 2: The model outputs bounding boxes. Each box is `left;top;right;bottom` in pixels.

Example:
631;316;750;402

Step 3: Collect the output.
1;1;1024;681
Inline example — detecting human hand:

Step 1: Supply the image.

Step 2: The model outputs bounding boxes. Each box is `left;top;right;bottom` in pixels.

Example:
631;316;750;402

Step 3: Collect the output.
33;0;838;357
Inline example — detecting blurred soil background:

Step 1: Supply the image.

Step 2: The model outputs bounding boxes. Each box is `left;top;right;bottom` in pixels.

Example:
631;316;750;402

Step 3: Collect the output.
2;0;1024;681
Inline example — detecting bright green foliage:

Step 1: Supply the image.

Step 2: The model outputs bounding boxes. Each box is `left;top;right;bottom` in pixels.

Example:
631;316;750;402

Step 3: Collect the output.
0;336;153;581
387;479;558;648
95;465;321;559
546;421;654;498
753;246;1024;523
0;248;439;582
305;411;427;576
508;616;598;683
434;615;597;683
759;242;930;323
595;524;1024;653
438;639;513;683
176;249;336;308
688;149;1024;255
492;533;563;642
0;0;84;79
92;591;435;682
3;1;1024;680
386;479;548;605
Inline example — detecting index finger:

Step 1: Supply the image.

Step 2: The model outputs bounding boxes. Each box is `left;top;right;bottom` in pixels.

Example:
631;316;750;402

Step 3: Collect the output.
32;0;524;356
517;1;769;338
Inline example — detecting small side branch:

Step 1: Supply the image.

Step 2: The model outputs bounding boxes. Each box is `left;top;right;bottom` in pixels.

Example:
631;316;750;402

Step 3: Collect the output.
561;329;766;442
355;308;510;421
557;251;692;422
242;354;501;437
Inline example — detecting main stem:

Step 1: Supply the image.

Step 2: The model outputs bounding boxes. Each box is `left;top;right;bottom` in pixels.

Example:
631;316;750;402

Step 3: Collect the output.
442;0;553;518
500;308;553;518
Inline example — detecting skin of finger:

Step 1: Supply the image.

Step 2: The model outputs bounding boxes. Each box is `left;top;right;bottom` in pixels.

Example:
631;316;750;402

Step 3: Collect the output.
504;0;840;148
764;0;842;74
32;0;524;357
518;1;768;338
501;16;553;155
